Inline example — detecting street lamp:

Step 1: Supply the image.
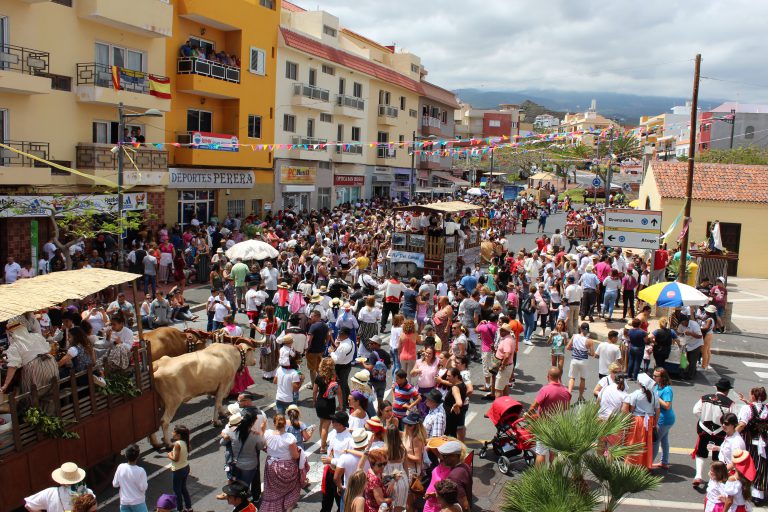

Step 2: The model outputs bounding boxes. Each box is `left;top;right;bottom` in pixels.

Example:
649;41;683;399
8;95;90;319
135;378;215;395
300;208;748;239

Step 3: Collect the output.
117;102;163;271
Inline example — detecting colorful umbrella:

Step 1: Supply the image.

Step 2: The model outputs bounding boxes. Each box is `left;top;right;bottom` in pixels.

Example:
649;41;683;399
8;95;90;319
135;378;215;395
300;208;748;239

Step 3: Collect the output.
637;281;710;307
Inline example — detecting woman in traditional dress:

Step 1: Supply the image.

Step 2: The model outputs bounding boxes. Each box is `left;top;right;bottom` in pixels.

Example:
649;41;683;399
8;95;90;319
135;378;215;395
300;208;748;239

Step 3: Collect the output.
158;239;175;284
621;372;660;469
255;305;281;380
357;296;381;359
433;296;453;348
273;282;291;337
737;386;768;505
260;414;305;512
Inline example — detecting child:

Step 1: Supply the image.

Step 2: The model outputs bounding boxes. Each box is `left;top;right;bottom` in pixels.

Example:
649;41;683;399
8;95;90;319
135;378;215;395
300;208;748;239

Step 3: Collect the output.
557;302;570;325
705;461;728;512
435;479;464;512
548;319;567;370
285;404;314;451
725;449;756;512
643;339;653;374
389;314;404;376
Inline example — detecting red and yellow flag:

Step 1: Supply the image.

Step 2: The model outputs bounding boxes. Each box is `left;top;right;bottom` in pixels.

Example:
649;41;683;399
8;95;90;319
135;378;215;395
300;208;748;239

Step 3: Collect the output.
149;75;171;99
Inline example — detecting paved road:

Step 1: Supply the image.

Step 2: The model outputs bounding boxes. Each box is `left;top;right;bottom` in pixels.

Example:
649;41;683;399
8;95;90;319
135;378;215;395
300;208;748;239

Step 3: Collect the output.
95;209;766;511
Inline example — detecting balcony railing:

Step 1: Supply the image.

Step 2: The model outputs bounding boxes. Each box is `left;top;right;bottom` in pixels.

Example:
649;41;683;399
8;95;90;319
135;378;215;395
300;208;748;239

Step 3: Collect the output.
291;136;327;150
76;63;169;95
421;116;442;128
177;57;240;84
0;140;49;167
378;105;399;118
377;146;397;159
336;144;363;155
0;44;50;75
336;94;365;110
76;143;168;171
294;83;330;102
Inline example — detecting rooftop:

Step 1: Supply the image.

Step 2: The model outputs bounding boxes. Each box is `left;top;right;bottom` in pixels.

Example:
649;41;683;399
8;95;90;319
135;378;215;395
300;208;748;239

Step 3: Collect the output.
711;102;768;114
650;161;768;204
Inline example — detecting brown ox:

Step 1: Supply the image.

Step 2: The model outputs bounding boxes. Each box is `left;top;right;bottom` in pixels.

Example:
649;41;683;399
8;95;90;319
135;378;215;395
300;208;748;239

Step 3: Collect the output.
149;342;256;448
143;327;207;362
480;240;504;264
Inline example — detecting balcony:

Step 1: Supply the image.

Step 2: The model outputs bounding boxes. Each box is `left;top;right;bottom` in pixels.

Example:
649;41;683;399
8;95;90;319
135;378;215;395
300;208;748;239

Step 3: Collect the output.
77;0;173;38
378;105;399;126
76;143;168;185
0;141;51;185
292;83;332;112
174;131;248;167
177;57;240;99
333;143;364;163
376;146;397;162
335;94;365;118
421;116;444;137
419;153;444;170
289;136;328;160
0;44;51;95
75;63;171;111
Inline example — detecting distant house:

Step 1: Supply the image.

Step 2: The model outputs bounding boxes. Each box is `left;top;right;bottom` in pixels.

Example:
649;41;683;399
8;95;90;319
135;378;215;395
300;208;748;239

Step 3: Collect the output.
638;161;768;277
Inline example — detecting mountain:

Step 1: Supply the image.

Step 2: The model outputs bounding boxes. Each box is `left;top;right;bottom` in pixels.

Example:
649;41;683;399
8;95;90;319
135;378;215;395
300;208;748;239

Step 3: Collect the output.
453;88;724;125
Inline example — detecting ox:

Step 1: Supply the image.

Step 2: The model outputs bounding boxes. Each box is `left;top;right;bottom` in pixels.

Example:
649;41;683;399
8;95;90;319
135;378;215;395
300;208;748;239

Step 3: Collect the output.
143;327;207;362
149;342;256;448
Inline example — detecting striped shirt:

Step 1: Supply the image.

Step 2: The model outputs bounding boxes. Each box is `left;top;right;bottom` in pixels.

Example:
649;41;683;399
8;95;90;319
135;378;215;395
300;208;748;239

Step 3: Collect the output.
571;334;590;361
392;382;419;418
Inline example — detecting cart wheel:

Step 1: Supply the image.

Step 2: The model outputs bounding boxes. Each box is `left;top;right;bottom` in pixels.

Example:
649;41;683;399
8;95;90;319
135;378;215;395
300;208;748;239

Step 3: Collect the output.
479;447;487;458
523;450;535;467
498;455;511;475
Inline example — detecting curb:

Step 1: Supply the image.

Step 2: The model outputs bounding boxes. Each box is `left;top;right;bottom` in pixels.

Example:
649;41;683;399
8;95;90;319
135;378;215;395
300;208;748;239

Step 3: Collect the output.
585;332;767;360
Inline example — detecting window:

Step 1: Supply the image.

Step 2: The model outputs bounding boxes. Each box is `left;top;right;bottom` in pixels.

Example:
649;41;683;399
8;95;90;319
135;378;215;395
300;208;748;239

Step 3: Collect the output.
188;36;215;55
320;113;333;123
318;161;332;169
337;124;344;142
411;64;419;73
351;127;361;142
322;64;335;75
0;109;6;144
379;90;391;105
353;82;363;98
745;126;755;139
249;47;266;75
318;187;332;210
52;0;73;5
409;109;417;118
399;135;405;144
283;114;296;132
442;111;447;123
323;25;337;37
400;96;406;111
308;68;317;86
248;115;262;138
187;109;212;132
92;121;144;144
96;42;145;71
50;74;72;92
178;190;215;229
338;78;346;95
259;0;275;8
251;199;262;217
227;199;245;218
307;118;315;138
377;131;389;158
285;61;298;80
489;119;501;127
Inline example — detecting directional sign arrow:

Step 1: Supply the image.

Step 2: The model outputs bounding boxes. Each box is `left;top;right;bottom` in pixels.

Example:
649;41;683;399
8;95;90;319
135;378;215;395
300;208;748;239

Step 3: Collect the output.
608;235;616;241
651;219;658;226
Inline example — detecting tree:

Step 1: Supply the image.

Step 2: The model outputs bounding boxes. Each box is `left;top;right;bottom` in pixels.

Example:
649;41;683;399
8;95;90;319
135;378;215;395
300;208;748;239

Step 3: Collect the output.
611;133;642;163
502;402;661;512
697;145;768;165
12;194;146;270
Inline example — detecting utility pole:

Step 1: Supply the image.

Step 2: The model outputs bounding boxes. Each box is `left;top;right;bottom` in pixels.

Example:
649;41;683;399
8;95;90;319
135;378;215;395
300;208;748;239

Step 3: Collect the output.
729;108;736;149
489;145;495;192
604;126;614;205
117;102;125;271
678;53;702;284
410;129;416;200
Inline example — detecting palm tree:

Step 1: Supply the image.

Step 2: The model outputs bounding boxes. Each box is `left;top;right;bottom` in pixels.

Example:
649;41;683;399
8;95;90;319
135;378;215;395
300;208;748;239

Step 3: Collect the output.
611;134;642;163
501;402;661;512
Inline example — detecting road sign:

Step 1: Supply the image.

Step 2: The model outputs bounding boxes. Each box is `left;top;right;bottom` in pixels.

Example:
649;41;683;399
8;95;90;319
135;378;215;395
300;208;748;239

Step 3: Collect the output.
603;208;662;250
592;178;602;187
622;182;632;193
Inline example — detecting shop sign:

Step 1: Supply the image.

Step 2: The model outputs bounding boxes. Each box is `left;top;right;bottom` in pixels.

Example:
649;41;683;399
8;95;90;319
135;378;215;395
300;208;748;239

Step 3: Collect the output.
169;168;254;189
280;166;316;185
124;170;165;186
334;175;365;187
264;203;272;211
190;131;239;152
387;249;425;267
0;193;147;218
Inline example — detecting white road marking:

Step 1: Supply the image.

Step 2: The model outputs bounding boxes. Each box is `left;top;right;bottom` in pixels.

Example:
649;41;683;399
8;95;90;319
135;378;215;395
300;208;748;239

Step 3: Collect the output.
755;372;768;379
465;411;478;426
732;314;768;320
524;345;534;355
384;388;392;400
618;497;702;510
743;362;768;369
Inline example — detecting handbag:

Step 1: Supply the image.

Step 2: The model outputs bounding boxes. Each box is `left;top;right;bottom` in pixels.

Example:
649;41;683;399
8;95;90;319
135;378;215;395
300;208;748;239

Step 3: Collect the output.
105;343;132;372
224;439;246;480
488;354;504;376
679;349;689;370
409;474;425;494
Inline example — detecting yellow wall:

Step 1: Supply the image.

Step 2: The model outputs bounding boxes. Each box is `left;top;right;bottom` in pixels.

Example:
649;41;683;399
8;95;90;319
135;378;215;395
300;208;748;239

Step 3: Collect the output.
367;78;419;169
638;168;768;278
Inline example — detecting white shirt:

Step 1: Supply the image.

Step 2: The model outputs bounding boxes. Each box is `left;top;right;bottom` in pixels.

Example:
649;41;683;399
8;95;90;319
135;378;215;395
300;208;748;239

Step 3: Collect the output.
264;430;297;460
389;326;402;350
564;283;583;303
37;258;49;275
594;342;621;375
380;279;406;300
25;486;95;512
43;242;57;260
213;299;231;322
107;326;134;346
275;367;300;402
358;306;382;324
245;288;260;311
260;267;279;290
112;462;148;506
330;337;355;365
720;432;746;465
4;262;21;283
436;282;448;297
327;428;353;458
334;452;363;485
598;383;628;419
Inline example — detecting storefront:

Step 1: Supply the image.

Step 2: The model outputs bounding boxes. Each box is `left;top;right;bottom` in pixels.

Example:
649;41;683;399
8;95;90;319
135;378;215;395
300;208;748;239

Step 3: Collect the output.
334;174;365;205
167;168;256;228
276;163;317;213
392;168;413;200
371;167;394;198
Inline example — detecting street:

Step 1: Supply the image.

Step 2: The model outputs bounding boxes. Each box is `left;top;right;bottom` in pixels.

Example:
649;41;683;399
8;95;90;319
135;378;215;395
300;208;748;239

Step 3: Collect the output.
95;209;767;512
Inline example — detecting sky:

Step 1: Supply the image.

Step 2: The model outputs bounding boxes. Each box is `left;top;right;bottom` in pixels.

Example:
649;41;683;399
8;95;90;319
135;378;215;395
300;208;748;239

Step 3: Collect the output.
309;0;768;103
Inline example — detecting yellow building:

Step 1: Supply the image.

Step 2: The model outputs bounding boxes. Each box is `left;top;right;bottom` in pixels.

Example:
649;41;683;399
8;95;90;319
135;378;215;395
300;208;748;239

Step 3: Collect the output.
0;0;173;261
164;0;279;227
559;101;620;148
638;161;768;278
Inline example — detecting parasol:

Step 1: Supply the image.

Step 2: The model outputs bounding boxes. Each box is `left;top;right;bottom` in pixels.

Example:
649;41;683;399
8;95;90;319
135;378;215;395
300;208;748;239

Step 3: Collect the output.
637;281;710;307
466;187;486;196
225;239;279;261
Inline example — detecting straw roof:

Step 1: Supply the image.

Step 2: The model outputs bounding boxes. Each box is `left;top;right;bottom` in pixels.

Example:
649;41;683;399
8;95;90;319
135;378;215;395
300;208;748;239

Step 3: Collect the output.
393;201;483;214
0;268;140;322
529;171;559;181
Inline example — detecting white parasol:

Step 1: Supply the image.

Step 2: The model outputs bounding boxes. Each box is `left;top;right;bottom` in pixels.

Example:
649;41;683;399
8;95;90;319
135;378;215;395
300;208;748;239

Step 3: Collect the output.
225;239;279;261
466;187;486;196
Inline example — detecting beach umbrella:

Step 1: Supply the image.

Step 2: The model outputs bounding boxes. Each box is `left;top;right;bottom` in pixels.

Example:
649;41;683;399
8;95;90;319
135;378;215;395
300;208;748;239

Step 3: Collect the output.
637;281;710;307
225;239;278;261
466;187;486;196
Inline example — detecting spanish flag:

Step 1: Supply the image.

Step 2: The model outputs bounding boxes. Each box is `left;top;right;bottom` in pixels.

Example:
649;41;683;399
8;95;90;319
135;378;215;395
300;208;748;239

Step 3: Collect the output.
149;75;172;99
111;65;122;90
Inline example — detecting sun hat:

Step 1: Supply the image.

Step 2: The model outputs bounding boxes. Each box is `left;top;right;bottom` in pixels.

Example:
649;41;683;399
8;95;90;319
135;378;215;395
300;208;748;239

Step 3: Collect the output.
366;416;384;432
351;428;371;448
330;297;343;306
401;411;423;425
220;480;250;499
637;373;655;391
286;404;300;414
51;462;86;486
156;494;177;510
228;413;244;426
425;389;443;405
704;305;717;313
278;282;290;289
227;403;240;415
437;440;463;455
351;369;371;385
733;449;757;481
309;294;322;303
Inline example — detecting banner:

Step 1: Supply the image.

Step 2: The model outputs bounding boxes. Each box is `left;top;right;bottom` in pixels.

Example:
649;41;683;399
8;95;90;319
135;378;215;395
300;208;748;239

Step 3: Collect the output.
334;175;365;187
392;233;407;246
280;166;316;185
149;74;172;99
111;66;146;91
409;234;426;248
0;193;147;218
387;249;425;267
168;168;254;189
503;185;523;201
190;131;239;152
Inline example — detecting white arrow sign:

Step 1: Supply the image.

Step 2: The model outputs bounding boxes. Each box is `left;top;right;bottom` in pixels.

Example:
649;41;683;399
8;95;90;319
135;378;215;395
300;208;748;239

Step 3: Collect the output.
604;229;661;250
604;208;662;232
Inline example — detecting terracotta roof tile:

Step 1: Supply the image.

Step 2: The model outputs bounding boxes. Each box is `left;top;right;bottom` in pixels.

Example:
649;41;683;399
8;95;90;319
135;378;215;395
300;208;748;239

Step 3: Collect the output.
650;161;768;204
281;1;305;12
280;28;459;108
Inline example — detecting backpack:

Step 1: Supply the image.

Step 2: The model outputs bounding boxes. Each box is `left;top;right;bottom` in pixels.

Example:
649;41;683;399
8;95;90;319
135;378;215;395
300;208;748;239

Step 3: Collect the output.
322;379;339;399
370;350;387;383
747;404;768;441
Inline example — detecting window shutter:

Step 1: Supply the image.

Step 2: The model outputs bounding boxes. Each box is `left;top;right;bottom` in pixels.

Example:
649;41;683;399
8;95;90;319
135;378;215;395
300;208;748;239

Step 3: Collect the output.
250;47;265;75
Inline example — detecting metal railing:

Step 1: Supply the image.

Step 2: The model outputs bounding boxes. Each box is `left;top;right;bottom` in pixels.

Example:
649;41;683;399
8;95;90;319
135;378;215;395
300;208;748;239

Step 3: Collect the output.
378;105;399;118
0;44;49;75
177;57;240;83
0;140;50;167
422;116;442;128
293;83;330;102
76;63;169;95
336;144;363;155
336;94;365;110
377;146;397;158
291;136;327;150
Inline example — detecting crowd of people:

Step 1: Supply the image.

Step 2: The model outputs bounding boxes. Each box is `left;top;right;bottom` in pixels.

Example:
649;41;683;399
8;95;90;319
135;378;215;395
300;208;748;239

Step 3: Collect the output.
179;40;241;68
9;188;760;512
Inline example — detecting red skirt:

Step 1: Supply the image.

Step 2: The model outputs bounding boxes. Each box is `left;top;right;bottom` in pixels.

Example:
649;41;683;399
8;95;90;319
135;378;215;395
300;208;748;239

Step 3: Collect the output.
625;415;655;469
230;367;254;395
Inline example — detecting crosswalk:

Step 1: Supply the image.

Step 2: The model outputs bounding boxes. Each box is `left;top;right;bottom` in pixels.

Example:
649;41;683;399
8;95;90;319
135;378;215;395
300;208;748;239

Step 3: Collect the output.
742;361;768;380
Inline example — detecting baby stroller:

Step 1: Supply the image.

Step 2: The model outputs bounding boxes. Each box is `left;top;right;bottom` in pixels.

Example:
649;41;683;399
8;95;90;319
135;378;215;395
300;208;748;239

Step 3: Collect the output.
479;396;535;474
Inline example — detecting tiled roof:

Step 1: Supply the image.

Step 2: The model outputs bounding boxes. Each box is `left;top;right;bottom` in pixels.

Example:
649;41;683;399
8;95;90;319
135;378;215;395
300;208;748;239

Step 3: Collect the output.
650;161;768;204
280;27;459;108
281;0;305;12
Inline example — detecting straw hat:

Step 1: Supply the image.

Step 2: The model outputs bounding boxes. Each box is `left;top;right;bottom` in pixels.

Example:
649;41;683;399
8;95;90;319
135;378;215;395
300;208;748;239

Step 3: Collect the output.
227;403;240;415
278;282;290;289
330;297;343;306
366;416;384;432
309;294;322;304
51;462;86;486
704;305;717;314
228;413;244;426
733;449;757;481
351;369;371;385
351;428;371;448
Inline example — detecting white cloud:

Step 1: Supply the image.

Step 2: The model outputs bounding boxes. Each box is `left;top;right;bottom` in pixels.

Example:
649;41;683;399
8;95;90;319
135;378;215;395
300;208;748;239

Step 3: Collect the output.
309;0;768;102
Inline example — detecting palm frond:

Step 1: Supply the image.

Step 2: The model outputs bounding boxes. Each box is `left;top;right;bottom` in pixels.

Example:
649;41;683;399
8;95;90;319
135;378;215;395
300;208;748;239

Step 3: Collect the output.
605;441;646;461
584;454;662;512
501;460;600;512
